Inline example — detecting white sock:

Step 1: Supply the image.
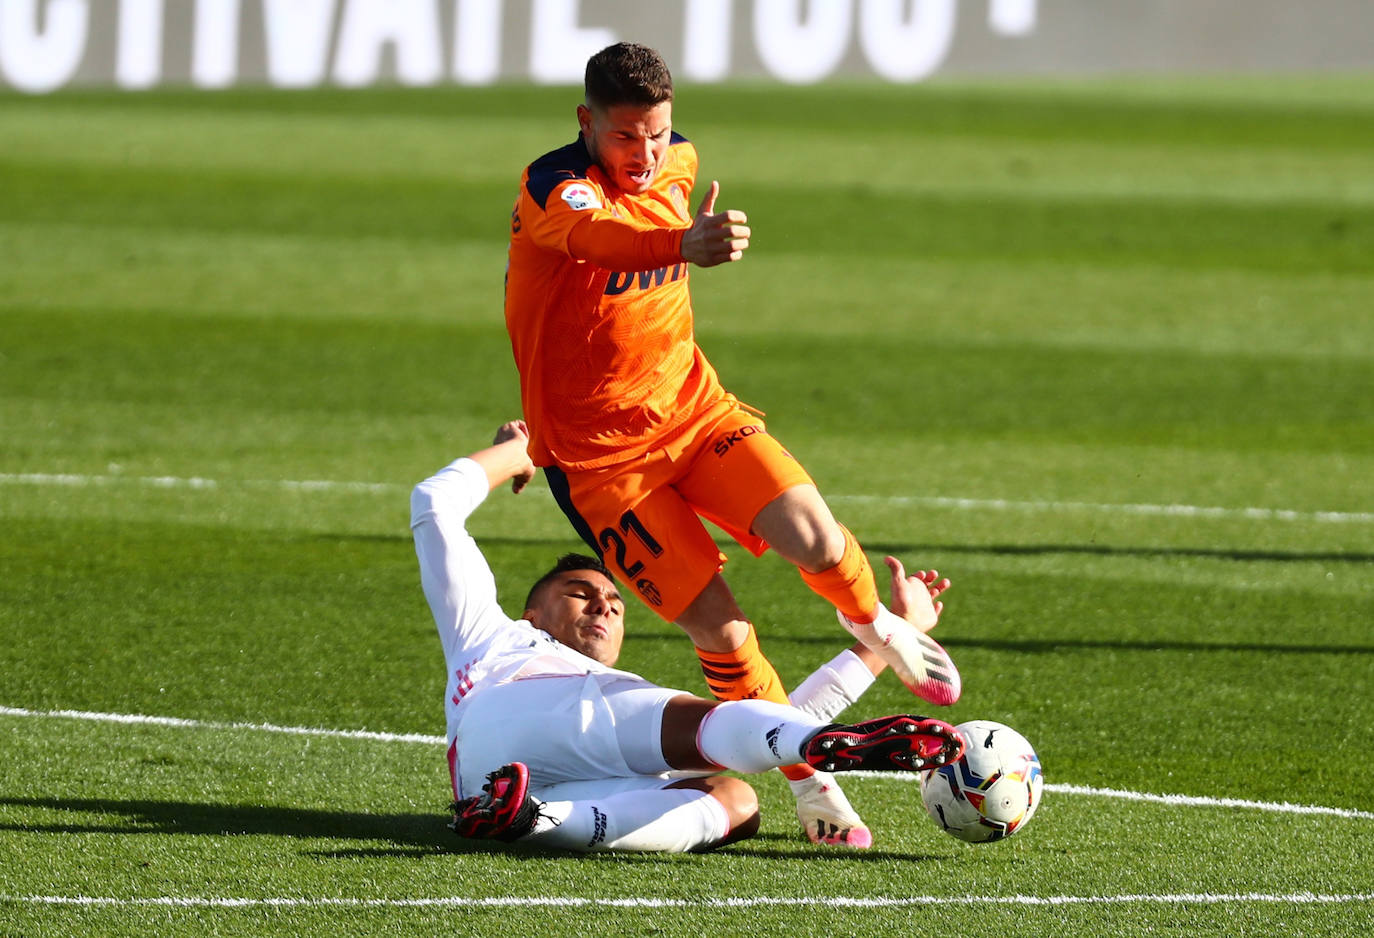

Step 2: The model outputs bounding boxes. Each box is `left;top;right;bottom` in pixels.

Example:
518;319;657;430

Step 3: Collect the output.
838;601;895;648
526;788;730;853
789;648;878;721
695;699;827;773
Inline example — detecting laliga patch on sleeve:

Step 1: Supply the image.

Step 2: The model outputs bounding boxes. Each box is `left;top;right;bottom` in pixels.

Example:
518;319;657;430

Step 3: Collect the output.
560;183;601;211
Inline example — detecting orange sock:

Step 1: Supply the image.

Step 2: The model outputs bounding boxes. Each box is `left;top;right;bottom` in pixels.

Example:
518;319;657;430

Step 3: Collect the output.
798;524;880;624
695;623;788;703
695;625;815;781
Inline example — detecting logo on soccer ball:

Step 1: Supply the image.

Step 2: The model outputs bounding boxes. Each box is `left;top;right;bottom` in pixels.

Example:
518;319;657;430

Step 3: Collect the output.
561;183;600;211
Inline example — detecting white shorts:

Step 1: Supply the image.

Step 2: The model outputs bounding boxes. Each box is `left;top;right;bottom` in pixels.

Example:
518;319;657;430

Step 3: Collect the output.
451;672;694;800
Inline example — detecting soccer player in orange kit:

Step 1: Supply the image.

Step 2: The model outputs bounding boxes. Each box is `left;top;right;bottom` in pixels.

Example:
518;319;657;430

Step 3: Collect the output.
503;42;961;847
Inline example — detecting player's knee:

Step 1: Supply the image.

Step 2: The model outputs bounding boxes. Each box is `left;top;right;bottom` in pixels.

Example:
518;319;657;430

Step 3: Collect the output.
754;487;845;572
676;776;760;847
708;776;761;845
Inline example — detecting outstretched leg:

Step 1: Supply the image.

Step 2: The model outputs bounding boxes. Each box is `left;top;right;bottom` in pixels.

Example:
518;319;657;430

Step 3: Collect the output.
451;702;964;853
690;698;964;776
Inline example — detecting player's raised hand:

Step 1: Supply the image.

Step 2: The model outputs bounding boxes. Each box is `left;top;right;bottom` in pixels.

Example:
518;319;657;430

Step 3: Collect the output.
491;420;536;494
680;180;750;268
884;556;951;633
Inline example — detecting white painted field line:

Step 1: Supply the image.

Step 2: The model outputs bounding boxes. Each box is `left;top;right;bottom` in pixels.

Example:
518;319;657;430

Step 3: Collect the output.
4;892;1373;910
1043;783;1374;821
3;471;1371;525
0;705;442;746
848;770;1374;821
0;472;395;495
829;493;1374;525
5;705;1371;821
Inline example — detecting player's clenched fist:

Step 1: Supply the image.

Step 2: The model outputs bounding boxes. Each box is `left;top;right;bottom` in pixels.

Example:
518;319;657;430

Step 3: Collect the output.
681;180;751;267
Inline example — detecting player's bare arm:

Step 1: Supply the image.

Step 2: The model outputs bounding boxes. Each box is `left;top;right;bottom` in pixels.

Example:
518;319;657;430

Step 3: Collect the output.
680;180;751;267
468;420;537;494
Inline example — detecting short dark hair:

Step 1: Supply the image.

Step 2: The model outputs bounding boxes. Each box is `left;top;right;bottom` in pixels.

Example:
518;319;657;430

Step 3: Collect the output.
584;42;673;110
524;553;614;610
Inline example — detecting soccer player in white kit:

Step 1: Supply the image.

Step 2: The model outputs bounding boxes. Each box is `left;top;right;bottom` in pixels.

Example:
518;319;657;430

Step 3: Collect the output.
411;422;965;851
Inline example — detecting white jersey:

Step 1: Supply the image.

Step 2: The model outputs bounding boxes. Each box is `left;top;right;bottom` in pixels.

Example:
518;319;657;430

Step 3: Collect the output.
410;458;640;747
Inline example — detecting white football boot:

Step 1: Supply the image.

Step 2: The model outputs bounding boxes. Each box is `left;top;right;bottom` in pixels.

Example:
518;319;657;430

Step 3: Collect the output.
790;771;873;848
838;603;961;706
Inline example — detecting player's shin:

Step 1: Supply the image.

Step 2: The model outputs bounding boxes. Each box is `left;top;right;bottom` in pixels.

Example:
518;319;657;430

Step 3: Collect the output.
797;524;880;623
694;623;824;782
694;700;826;773
693;623;787;703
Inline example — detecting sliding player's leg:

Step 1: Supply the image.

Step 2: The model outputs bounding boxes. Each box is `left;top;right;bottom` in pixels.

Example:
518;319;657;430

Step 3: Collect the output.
451;689;963;852
452;764;750;852
449;676;742;853
513;698;965;852
449;681;747;853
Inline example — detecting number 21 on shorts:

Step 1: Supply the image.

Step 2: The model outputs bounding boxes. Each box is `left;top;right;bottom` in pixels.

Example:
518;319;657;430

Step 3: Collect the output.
598;510;664;607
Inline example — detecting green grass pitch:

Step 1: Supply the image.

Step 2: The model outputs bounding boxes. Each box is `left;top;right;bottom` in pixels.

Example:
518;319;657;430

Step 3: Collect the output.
2;74;1373;936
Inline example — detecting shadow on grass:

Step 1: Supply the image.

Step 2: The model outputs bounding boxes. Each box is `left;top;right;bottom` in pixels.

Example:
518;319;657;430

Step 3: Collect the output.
774;632;1374;656
331;828;946;863
321;533;1374;568
0;797;450;853
953;636;1374;656
0;798;939;862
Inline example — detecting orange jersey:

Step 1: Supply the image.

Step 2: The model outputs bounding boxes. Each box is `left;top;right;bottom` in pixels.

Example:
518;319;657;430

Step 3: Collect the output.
504;133;728;470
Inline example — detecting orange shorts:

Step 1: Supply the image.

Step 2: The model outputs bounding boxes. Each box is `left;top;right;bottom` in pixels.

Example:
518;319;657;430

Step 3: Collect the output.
545;401;814;622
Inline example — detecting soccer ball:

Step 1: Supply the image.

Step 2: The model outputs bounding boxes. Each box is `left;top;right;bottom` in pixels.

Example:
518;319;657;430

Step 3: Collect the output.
919;720;1043;843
